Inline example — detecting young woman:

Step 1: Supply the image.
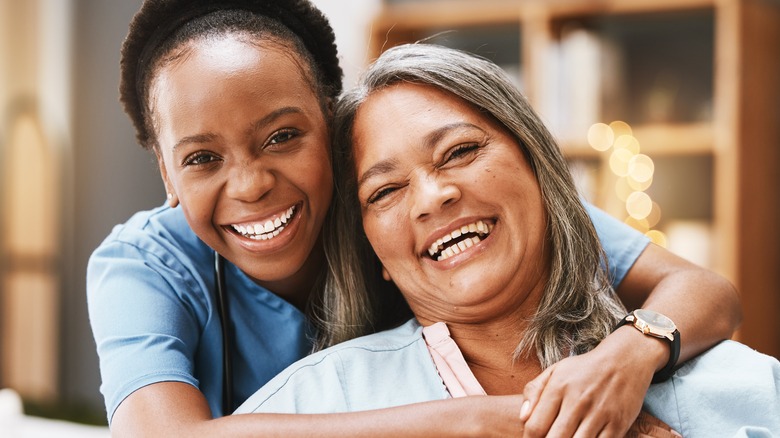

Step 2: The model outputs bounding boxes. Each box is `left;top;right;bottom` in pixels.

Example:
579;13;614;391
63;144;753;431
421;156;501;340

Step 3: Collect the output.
236;43;780;437
87;0;740;436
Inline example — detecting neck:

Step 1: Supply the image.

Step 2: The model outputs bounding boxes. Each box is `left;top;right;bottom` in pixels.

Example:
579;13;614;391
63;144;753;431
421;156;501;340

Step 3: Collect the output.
416;277;547;395
446;315;543;395
255;241;325;312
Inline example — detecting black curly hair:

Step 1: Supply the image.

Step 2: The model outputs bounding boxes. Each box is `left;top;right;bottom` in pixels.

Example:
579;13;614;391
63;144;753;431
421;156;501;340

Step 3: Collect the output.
119;0;343;150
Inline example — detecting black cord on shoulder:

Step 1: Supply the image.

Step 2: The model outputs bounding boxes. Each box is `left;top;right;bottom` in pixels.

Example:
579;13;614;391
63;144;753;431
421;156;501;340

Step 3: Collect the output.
214;251;233;414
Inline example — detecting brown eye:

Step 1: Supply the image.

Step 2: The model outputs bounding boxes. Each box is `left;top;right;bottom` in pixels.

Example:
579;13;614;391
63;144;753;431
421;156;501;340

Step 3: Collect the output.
444;144;480;163
266;128;300;147
183;151;219;166
367;186;399;204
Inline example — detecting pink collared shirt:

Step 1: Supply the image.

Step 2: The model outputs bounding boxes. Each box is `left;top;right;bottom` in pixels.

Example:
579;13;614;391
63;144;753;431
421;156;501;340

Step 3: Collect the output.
422;322;486;397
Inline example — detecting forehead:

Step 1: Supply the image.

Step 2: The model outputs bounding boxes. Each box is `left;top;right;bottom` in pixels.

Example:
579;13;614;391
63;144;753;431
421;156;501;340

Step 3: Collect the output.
149;34;321;113
351;83;499;167
154;34;311;88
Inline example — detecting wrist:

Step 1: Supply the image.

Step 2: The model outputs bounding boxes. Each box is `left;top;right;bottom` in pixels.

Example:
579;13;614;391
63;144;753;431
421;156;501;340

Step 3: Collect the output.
613;325;669;373
614;309;681;383
603;326;667;379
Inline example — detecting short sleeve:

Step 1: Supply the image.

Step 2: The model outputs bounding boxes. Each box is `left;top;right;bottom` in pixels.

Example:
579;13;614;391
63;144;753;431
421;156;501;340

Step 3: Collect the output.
87;237;208;423
584;202;650;288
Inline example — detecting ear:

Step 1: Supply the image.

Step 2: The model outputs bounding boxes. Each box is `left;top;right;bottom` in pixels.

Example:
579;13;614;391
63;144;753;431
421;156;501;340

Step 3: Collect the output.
155;148;179;208
381;265;392;282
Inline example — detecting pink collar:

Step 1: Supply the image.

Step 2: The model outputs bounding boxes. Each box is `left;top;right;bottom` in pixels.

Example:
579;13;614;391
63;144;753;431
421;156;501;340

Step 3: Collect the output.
422;322;487;397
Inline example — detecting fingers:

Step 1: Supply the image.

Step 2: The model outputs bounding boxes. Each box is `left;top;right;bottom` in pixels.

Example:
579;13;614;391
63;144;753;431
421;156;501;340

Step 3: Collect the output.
520;365;553;421
626;411;682;438
521;370;563;437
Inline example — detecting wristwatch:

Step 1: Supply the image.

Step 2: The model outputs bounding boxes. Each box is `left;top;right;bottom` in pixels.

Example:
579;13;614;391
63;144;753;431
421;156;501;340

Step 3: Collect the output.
615;309;680;383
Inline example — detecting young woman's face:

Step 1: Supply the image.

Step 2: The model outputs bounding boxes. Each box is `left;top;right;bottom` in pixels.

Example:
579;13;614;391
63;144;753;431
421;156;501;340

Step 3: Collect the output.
151;35;333;298
352;83;548;324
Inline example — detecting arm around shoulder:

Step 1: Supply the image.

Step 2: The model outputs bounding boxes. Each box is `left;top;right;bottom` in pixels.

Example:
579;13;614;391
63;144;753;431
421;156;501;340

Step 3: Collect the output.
617;243;741;363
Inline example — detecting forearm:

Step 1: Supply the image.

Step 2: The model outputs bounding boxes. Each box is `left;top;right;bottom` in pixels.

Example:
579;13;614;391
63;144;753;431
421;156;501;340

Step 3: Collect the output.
112;382;523;438
228;397;521;438
617;243;741;363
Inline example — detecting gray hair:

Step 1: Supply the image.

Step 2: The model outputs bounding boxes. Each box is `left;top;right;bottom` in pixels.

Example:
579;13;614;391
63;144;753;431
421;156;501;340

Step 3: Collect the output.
330;43;626;367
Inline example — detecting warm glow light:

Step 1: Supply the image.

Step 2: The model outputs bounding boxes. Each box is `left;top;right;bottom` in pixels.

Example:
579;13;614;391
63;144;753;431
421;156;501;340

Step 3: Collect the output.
609;120;633;138
615;177;633;202
613;135;640;154
647;202;662;228
628;154;655;183
624;217;650;233
626;191;653;219
609;148;634;176
645;230;668;247
627;174;653;191
588;123;614;151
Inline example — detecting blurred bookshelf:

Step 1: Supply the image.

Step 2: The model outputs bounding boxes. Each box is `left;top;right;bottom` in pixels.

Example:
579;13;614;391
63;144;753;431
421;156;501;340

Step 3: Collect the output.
372;0;780;358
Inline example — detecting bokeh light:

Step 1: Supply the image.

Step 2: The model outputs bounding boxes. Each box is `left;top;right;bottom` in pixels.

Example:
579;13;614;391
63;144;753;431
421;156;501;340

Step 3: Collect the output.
609;148;634;176
626;191;653;219
615;177;633;202
645;229;668;247
628;154;655;182
646;202;662;228
613;134;641;155
609;120;633;138
626;174;653;191
590;121;665;248
624;216;650;233
588;123;614;151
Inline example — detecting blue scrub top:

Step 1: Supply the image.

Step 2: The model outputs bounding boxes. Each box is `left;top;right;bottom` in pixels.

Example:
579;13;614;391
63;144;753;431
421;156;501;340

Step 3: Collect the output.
87;204;312;422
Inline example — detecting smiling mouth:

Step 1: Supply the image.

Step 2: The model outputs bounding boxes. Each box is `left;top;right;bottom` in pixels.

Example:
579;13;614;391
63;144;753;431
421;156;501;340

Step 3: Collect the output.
427;220;494;262
230;205;297;241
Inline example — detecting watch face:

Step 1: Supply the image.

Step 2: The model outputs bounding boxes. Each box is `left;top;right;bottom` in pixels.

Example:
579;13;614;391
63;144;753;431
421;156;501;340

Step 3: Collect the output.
635;309;677;333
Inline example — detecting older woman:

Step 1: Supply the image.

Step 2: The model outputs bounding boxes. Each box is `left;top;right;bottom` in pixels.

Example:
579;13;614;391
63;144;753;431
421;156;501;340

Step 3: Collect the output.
235;44;780;437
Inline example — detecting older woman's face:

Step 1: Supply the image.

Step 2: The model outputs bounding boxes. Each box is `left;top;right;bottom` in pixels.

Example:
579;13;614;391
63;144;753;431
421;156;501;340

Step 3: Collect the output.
352;83;548;323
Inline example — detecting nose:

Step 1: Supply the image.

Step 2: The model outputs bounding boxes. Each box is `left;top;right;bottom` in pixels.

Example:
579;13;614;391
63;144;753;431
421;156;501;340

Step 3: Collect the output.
409;173;461;221
225;159;275;202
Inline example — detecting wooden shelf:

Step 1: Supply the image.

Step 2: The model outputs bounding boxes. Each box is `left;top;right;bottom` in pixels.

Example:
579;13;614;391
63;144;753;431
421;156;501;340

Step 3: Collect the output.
373;0;780;359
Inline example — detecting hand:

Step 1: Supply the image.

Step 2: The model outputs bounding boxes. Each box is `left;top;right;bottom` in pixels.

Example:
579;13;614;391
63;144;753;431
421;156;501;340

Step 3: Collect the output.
519;330;660;437
625;411;681;438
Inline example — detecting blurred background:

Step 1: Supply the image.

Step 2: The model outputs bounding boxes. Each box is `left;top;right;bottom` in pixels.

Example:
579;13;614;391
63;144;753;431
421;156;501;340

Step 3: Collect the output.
0;0;778;429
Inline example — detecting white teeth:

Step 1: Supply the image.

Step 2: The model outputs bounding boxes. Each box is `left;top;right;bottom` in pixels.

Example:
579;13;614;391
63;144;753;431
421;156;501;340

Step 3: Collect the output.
231;205;296;241
429;220;492;260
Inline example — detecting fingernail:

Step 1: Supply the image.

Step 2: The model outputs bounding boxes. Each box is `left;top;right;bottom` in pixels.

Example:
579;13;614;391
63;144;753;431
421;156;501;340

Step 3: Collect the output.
519;400;531;419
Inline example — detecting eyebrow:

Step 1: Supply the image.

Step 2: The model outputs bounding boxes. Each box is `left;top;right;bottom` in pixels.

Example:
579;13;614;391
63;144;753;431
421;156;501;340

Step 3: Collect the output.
356;122;480;189
172;106;304;151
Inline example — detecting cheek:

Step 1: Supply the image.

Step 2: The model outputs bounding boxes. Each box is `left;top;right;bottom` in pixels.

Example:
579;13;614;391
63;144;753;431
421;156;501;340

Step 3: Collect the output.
298;160;333;209
362;209;409;266
297;144;333;196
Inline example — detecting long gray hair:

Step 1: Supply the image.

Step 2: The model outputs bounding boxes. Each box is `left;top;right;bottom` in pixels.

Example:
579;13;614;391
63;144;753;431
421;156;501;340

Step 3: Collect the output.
329;43;626;367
